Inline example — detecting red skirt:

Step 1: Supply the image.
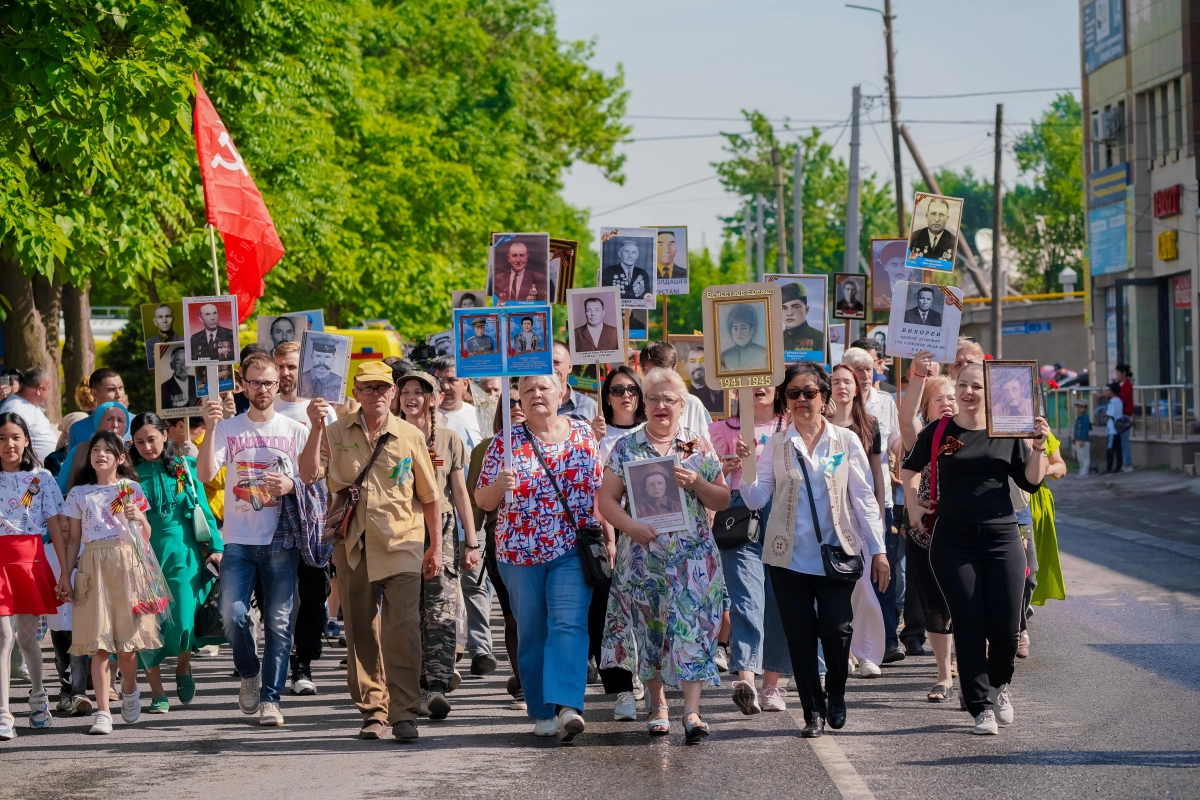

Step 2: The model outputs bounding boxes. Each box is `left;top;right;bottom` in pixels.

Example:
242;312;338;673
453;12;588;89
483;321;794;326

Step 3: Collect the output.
0;535;62;616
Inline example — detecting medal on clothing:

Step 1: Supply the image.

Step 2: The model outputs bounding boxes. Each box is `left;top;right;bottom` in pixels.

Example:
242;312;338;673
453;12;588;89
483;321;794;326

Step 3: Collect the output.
18;476;39;508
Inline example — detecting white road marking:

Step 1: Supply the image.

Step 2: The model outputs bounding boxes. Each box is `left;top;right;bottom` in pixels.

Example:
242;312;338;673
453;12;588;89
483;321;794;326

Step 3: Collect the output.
788;709;877;800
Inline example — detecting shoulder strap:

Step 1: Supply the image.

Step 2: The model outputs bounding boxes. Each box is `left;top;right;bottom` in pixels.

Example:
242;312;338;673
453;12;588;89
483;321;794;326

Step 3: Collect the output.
523;423;580;534
928;416;952;507
355;432;393;488
797;454;824;548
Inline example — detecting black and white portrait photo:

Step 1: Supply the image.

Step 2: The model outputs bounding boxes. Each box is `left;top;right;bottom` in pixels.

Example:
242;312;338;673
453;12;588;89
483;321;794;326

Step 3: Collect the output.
257;315;309;355
298;331;351;402
717;301;769;372
487;233;551;304
625;456;688;533
428;330;454;358
903;284;945;328
600;227;657;309
886;280;963;362
653;226;689;295
154;343;199;419
453;290;488;309
567;287;622;364
833;274;867;320
141;301;184;370
905;193;964;271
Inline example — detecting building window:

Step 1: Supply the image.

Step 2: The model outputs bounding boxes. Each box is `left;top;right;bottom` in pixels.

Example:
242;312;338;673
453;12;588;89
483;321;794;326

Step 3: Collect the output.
1138;78;1185;168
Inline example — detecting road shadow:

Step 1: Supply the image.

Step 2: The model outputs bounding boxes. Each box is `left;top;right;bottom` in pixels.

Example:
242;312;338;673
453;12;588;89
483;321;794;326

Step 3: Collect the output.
904;750;1200;768
1087;643;1200;692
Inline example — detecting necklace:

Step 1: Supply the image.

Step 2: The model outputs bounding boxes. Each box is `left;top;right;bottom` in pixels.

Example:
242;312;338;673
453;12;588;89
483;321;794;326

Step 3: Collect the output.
645;426;680;444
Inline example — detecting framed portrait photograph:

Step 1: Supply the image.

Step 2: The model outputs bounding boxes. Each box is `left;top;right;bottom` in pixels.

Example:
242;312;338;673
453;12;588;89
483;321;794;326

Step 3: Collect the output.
985;360;1040;438
550;238;578;305
766;274;826;364
288;309;325;331
905;193;964;271
567;287;623;364
865;323;891;363
599;227;657;309
624;455;689;533
487;232;552;304
701;283;785;391
668;334;730;420
141;301;184;371
628;308;649;341
885;281;964;361
871;238;922;312
257;314;310;354
427;330;455;358
650;226;689;295
453;310;503;379
833;273;867;320
503;305;554;376
453;290;489;310
297;330;351;403
182;295;239;367
154;342;201;419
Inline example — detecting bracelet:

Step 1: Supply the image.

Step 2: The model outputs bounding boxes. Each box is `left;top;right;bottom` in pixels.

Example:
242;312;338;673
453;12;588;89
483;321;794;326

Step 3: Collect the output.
465;544;481;551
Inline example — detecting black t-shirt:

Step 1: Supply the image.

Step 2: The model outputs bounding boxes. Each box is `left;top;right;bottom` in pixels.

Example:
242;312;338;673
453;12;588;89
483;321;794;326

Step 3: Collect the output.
902;418;1040;523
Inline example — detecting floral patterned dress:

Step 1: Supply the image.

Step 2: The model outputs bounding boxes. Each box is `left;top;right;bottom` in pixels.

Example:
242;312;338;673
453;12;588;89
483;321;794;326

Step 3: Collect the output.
600;428;725;688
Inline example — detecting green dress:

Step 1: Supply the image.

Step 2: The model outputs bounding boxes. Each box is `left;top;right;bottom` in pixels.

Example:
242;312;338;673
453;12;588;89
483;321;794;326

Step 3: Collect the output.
1030;433;1066;605
136;456;223;669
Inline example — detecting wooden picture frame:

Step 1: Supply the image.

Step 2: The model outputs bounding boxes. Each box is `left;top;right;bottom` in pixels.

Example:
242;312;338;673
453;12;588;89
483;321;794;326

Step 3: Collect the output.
701;282;785;391
984;360;1040;438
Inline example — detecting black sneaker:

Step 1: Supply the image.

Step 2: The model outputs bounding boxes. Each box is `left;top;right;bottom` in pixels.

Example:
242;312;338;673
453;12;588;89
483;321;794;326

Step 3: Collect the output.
586;658;600;685
882;646;906;664
471;653;498;676
291;662;316;695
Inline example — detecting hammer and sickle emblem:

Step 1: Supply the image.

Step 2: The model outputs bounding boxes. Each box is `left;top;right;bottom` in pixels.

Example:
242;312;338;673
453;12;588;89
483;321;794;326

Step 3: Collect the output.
211;130;248;176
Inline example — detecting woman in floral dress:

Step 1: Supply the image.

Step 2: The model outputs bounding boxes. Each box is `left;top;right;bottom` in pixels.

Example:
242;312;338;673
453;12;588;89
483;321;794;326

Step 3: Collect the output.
599;368;730;744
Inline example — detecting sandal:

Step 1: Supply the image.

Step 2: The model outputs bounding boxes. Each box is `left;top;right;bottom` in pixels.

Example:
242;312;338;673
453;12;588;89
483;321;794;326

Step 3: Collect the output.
682;710;709;744
927;682;954;703
646;705;670;736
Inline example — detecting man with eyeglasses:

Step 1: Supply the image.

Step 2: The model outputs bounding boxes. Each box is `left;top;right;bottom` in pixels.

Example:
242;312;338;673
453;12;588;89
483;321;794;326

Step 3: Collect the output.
198;351;310;727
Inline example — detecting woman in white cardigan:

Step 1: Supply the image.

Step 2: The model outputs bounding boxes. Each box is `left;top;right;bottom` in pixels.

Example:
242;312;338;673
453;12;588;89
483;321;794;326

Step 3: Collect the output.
738;363;889;738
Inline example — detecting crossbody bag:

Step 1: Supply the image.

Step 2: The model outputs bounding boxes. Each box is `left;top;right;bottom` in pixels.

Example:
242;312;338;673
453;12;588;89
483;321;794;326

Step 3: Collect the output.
919;415;954;536
711;416;783;549
322;432;393;543
798;452;863;583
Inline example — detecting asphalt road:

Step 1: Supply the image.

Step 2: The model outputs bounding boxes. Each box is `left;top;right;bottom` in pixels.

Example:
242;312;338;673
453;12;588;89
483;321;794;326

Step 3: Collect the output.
3;473;1199;799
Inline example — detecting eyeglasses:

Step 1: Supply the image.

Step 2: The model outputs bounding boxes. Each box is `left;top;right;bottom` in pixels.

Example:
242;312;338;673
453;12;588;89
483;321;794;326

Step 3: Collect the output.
608;385;641;398
244;380;279;392
509;399;521;408
645;394;681;406
784;386;822;401
357;384;391;397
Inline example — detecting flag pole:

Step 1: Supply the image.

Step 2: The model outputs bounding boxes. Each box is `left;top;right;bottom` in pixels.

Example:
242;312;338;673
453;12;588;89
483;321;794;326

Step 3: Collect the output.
208;224;221;295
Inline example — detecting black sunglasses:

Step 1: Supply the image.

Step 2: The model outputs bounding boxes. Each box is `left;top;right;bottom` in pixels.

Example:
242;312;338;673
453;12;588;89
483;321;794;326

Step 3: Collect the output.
608;385;641;398
784;386;823;401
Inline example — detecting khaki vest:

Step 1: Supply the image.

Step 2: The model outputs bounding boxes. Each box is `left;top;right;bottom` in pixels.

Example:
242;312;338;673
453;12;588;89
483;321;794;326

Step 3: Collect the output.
762;424;863;568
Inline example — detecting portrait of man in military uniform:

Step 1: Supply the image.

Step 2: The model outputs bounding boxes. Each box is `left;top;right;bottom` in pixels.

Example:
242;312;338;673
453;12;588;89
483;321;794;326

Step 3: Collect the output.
299;334;348;401
905;193;963;270
464;317;497;355
781;281;825;356
600;228;657;308
142;302;183;369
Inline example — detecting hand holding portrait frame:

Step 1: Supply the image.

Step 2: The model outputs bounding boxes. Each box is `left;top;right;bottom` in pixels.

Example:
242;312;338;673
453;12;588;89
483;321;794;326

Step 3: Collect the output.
984;360;1040;438
624;455;689;534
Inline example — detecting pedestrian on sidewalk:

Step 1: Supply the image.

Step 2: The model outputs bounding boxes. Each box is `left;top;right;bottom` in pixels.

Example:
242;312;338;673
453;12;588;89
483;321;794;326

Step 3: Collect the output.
740;363;889;739
1115;365;1134;472
1071;398;1092;477
0;413;66;740
1104;384;1124;474
299;362;442;742
902;363;1048;736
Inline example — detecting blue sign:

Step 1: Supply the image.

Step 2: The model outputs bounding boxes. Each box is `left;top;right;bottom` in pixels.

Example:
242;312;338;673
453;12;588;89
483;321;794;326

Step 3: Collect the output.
1002;321;1052;336
288;309;325;332
452;304;553;379
1089;202;1128;276
1089;163;1128;208
1083;0;1124;74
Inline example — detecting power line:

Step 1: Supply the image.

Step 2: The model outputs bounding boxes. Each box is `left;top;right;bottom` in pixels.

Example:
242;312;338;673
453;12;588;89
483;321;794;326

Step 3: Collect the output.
592;175;719;216
884;87;1080;100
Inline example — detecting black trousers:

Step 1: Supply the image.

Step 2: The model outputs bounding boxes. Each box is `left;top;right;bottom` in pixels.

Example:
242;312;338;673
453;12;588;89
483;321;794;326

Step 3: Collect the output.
293;561;330;665
929;518;1025;717
767;565;854;718
587;576;634;695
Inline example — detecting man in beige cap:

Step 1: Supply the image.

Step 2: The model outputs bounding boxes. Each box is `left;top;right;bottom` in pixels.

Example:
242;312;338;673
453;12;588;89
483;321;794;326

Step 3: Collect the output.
298;360;441;741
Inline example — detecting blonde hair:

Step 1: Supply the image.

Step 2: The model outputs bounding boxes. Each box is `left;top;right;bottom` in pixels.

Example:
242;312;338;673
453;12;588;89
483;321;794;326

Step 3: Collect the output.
74;378;95;413
273;341;301;359
841;347;874;370
919;375;955;420
955;336;984;363
642;367;687;398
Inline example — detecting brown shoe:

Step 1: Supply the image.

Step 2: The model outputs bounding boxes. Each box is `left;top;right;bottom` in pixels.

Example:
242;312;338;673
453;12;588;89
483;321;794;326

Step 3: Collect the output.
392;719;418;742
360;720;386;739
1016;631;1030;659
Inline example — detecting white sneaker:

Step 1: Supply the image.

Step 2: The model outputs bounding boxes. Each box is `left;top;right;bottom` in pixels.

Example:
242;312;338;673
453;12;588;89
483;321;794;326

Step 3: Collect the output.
259;701;284;726
291;672;316;696
120;689;141;724
1121;465;1134;473
714;646;729;673
195;644;221;658
556;707;585;743
88;711;113;735
418;690;430;718
0;712;15;740
532;718;557;737
994;684;1014;725
973;709;999;735
631;675;645;702
238;673;261;715
613;692;637;721
28;690;53;729
56;693;73;713
856;659;881;678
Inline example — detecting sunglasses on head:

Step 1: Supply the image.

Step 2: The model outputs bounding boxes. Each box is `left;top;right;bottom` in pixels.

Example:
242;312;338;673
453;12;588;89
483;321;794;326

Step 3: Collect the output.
784;386;822;401
608;385;641;398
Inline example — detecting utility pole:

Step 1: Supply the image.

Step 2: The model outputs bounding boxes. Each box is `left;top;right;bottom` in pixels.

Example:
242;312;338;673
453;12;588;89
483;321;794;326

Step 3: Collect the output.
773;148;788;273
883;0;905;236
743;202;753;281
991;103;1004;357
793;149;804;273
755;194;766;283
843;85;862;339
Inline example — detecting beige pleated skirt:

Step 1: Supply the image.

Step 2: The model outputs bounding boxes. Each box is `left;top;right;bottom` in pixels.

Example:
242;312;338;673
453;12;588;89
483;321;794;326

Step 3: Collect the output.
68;538;162;656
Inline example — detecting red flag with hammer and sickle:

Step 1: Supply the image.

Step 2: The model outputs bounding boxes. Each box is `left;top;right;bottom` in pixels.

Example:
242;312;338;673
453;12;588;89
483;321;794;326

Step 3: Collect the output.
193;74;284;321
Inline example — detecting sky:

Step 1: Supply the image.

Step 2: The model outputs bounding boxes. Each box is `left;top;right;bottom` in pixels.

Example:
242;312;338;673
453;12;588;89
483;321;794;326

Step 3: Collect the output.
552;0;1083;255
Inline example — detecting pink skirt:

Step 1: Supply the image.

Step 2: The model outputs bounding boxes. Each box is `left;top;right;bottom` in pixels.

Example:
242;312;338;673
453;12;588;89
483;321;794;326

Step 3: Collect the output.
0;535;62;616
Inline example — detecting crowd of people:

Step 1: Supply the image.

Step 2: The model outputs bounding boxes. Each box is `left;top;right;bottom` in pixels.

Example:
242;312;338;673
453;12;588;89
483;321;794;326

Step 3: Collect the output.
0;331;1066;743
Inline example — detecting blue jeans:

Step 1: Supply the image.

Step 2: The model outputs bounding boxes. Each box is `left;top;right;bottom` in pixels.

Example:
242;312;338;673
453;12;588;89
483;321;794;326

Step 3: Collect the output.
220;543;299;704
874;509;899;651
498;548;592;720
1120;426;1132;465
720;491;766;674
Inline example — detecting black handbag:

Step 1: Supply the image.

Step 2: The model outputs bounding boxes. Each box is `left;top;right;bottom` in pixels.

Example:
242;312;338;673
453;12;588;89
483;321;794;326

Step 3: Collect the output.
523;424;613;587
194;579;224;642
798;454;864;583
712;506;761;550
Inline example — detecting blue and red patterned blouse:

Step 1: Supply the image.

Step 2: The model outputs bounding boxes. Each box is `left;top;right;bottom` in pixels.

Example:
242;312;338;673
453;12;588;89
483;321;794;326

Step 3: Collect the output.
478;419;602;566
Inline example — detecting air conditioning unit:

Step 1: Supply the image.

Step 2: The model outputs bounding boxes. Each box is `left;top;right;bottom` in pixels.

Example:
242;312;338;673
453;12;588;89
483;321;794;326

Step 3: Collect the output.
1092;109;1121;143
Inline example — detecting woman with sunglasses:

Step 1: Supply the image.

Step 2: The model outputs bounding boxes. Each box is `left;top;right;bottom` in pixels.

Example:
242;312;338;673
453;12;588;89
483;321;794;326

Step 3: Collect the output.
738;363;888;738
599;368;729;743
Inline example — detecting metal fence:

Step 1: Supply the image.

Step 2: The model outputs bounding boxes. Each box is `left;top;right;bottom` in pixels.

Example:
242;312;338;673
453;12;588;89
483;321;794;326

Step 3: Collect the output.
1045;385;1102;440
1047;384;1196;442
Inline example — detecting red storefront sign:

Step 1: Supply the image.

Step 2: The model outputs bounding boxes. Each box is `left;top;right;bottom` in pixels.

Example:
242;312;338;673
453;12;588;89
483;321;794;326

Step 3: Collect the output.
1154;184;1183;218
1173;273;1192;308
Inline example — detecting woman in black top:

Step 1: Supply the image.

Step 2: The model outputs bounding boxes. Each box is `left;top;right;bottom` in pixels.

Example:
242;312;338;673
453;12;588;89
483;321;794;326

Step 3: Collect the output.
901;363;1048;735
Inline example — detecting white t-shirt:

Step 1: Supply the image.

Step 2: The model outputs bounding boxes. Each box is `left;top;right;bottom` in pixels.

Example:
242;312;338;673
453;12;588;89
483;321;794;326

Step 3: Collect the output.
1106;396;1123;434
865;387;901;508
599;422;643;464
442;404;481;450
63;481;148;543
273;396;337;430
0;468;63;537
211;413;309;546
681;394;713;442
0;395;59;462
